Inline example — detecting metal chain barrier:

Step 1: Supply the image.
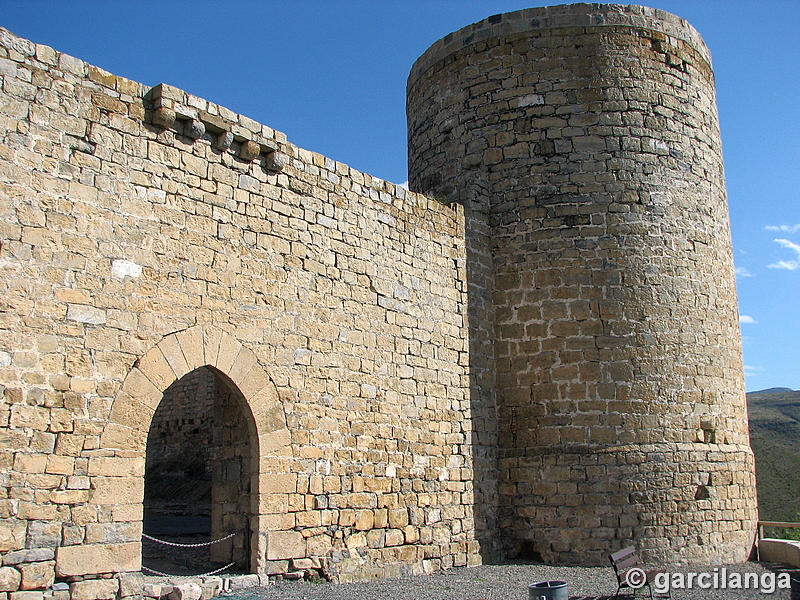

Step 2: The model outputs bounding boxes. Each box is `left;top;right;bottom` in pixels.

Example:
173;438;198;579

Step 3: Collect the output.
141;562;236;578
142;531;237;548
141;531;240;577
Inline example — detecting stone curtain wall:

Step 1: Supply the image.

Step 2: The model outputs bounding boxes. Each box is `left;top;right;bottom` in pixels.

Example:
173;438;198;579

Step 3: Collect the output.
408;4;757;565
0;23;473;598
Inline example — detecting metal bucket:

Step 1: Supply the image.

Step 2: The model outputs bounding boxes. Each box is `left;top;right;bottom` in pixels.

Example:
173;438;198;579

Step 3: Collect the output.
528;580;568;600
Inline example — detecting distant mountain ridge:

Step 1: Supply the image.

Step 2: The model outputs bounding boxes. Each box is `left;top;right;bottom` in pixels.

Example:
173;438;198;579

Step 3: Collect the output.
747;388;800;522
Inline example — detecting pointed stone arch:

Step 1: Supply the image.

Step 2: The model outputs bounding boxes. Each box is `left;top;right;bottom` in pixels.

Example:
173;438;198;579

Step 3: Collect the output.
97;324;293;573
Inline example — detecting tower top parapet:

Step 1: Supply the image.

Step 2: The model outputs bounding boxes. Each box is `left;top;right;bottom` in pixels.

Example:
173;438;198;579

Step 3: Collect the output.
409;3;711;87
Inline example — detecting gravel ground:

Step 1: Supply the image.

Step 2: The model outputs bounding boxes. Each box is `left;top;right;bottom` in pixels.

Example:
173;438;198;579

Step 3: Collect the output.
220;561;796;600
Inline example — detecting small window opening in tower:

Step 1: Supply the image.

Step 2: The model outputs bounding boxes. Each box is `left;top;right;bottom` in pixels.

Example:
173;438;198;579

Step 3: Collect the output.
143;366;253;575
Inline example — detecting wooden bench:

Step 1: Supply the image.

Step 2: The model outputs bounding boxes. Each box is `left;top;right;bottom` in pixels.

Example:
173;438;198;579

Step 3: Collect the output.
609;546;670;599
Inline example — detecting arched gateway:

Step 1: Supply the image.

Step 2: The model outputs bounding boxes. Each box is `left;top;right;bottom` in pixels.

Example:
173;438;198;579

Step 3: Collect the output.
98;325;292;574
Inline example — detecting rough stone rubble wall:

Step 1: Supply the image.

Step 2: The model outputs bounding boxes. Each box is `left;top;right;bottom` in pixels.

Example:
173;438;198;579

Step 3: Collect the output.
0;24;477;598
407;3;757;566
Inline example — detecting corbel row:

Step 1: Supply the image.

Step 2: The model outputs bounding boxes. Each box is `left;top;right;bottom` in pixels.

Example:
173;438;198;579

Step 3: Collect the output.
145;83;288;173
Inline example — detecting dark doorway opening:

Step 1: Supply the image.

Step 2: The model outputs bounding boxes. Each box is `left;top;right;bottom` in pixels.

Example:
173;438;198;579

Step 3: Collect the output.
143;366;253;575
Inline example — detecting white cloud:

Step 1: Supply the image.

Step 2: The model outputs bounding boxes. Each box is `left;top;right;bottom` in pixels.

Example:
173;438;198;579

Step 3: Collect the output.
744;365;764;377
768;260;800;271
775;238;800;254
398;181;409;190
765;224;800;234
739;315;757;325
768;238;800;270
735;267;753;278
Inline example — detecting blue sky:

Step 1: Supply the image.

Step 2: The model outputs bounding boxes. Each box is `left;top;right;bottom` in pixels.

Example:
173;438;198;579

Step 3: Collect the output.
2;1;798;391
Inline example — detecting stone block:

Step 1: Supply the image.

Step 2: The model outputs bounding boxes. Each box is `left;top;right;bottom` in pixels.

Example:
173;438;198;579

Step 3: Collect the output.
91;476;144;505
198;578;222;600
99;423;147;451
9;407;49;432
120;367;163;409
225;575;259;592
215;131;234;150
66;304;106;325
166;583;202;600
265;151;288;172
240;141;261;161
116;571;143;598
0;567;21;592
142;583;168;597
355;510;374;531
55;542;140;577
18;562;54;591
1;549;54;566
134;347;176;392
291;557;315;570
9;591;44;600
25;521;61;549
265;531;305;560
151;107;176;129
69;579;119;600
184;119;205;140
175;327;205;371
266;560;289;575
155;336;190;382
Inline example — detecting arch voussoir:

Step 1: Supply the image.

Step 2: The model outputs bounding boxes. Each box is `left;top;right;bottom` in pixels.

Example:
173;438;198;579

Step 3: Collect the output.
175;326;205;371
215;332;243;374
135;346;177;392
109;390;155;431
155;332;191;381
227;346;259;391
200;325;224;367
120;367;162;412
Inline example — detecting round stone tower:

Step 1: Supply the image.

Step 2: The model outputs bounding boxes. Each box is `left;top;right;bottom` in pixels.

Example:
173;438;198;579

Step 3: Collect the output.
408;4;757;565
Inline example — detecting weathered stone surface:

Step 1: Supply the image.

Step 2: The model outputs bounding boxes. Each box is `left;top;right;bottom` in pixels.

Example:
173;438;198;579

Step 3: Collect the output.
110;259;142;279
8;591;45;600
225;575;259;592
0;522;26;553
55;543;140;577
215;131;234;150
18;561;54;590
66;304;106;325
198;578;222;600
151;106;176;129
266;531;305;560
0;567;21;592
166;583;202;600
184;119;205;140
239;140;261;161
265;151;288;172
116;571;143;598
1;549;54;566
69;579;119;600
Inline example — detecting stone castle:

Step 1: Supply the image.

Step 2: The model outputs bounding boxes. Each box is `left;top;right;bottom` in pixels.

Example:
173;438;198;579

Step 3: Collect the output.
0;3;758;598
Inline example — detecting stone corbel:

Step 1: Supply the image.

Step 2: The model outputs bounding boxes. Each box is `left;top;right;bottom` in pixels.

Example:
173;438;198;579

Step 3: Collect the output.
144;83;287;173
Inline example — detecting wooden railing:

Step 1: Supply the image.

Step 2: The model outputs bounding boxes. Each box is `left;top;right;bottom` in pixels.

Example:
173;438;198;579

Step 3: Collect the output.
759;521;800;540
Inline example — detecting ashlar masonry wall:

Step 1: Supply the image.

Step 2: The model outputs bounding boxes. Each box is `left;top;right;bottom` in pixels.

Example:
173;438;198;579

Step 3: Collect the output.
0;24;478;597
